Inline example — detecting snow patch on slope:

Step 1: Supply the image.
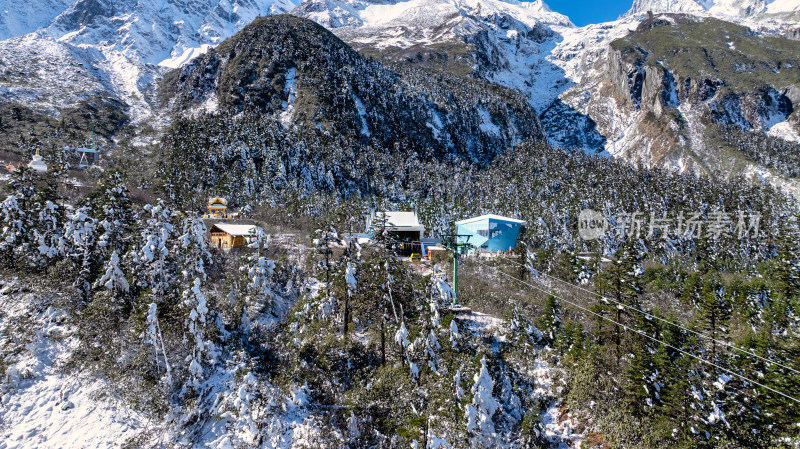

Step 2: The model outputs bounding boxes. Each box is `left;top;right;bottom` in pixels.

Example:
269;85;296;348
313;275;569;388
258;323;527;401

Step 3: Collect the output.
478;107;500;136
532;350;584;448
160;44;214;69
0;295;146;449
280;67;298;127
742;162;800;198
0;0;74;41
1;373;145;449
352;93;370;136
768;121;800;143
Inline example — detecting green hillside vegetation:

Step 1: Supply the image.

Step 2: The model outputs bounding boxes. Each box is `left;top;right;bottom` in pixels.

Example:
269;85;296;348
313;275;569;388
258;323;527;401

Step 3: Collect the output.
611;17;800;93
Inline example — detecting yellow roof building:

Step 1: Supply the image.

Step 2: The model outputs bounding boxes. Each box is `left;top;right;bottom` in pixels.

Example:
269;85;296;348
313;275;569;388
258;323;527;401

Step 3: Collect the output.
207;197;228;217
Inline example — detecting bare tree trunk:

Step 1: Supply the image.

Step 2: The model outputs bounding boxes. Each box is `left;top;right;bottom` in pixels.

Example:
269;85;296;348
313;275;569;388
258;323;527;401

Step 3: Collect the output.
380;313;386;365
342;292;350;337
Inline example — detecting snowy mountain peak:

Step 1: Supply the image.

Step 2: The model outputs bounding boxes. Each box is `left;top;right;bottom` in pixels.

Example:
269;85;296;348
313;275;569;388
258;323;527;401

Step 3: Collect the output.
0;0;74;40
0;0;299;66
627;0;800;23
293;0;573;32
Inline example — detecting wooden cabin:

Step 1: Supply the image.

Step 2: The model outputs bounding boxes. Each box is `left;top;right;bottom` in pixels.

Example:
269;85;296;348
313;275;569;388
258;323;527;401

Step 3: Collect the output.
209;224;256;250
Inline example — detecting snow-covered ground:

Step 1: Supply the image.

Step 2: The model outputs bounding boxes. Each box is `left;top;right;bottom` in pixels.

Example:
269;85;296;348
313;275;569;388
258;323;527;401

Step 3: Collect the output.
768;120;800;143
459;309;585;447
460;311;507;339
531;351;585;449
0;287;146;449
0;273;323;449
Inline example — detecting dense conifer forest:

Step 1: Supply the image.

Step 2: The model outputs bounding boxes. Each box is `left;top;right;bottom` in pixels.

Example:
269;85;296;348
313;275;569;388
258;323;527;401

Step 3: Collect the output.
1;10;799;449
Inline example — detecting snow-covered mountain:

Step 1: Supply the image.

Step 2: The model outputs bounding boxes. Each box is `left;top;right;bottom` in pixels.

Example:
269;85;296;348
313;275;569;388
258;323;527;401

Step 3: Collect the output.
44;0;298;67
0;0;299;123
627;0;800;38
1;0;799;192
290;0;800;195
290;0;637;153
628;0;800;21
0;0;73;40
293;0;574;112
1;0;298;66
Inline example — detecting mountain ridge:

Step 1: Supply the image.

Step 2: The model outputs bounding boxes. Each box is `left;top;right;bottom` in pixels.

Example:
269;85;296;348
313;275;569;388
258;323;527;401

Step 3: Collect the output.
1;0;799;193
161;14;545;163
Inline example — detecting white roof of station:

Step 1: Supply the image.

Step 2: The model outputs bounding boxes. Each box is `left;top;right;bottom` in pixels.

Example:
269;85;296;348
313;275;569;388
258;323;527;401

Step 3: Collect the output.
376;211;425;232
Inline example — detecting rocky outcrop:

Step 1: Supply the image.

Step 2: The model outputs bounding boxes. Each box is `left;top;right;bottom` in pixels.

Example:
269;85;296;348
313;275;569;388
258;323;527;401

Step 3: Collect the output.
607;46;679;118
608;40;796;132
608;46;646;108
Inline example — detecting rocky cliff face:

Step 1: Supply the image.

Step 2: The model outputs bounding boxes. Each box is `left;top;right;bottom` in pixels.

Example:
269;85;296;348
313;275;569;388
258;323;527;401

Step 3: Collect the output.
584;14;800;194
608;40;795;134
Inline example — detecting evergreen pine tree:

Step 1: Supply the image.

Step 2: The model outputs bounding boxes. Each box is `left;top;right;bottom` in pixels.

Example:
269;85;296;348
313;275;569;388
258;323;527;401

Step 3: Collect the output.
466;357;499;447
184;278;209;389
537;294;562;346
90;172;133;256
94;250;129;308
61;206;97;301
594;240;642;360
178;215;212;281
692;273;733;444
0;195;29;267
133;202;176;303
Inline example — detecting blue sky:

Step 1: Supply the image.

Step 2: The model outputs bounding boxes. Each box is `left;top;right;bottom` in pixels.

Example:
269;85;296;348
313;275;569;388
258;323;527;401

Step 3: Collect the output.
538;0;633;26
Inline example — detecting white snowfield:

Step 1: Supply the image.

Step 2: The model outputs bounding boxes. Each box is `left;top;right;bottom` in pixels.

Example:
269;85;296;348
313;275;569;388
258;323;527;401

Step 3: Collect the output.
0;280;327;449
0;296;145;449
629;0;800;23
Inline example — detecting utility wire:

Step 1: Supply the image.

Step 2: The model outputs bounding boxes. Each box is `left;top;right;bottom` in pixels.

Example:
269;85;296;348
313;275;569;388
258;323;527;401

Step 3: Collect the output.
467;257;800;405
494;254;800;376
373;234;800;402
